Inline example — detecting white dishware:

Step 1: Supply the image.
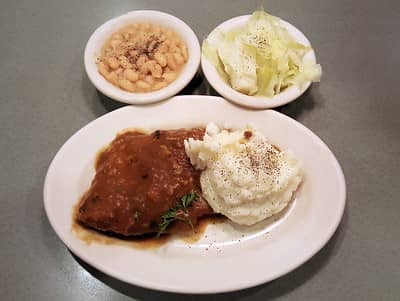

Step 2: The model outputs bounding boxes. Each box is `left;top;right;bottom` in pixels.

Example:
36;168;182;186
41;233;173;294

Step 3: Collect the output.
44;96;345;293
201;15;318;109
84;10;201;104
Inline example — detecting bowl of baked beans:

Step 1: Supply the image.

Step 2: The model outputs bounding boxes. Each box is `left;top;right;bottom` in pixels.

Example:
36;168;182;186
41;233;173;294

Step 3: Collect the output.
84;10;201;104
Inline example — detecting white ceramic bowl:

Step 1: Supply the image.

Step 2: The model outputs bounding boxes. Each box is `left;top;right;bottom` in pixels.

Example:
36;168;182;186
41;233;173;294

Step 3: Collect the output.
84;10;201;105
201;15;318;109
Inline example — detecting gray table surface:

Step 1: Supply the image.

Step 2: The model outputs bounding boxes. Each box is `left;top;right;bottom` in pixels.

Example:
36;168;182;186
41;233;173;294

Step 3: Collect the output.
1;0;399;300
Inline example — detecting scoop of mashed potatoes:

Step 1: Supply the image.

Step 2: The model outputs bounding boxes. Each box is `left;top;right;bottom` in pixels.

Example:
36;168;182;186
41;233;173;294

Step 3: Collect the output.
184;123;302;225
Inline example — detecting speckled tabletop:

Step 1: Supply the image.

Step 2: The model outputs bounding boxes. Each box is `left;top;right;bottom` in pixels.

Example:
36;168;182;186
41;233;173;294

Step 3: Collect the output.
1;0;399;300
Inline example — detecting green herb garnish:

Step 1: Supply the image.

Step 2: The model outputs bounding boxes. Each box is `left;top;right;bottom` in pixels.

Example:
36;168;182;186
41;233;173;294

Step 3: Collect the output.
156;191;198;238
180;191;197;209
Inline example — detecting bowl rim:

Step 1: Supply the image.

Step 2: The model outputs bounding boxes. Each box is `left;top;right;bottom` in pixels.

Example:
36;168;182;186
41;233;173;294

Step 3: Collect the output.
84;10;201;105
201;14;317;109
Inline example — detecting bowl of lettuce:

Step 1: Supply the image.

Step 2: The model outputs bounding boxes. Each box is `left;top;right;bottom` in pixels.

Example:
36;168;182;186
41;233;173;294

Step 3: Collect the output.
201;10;322;109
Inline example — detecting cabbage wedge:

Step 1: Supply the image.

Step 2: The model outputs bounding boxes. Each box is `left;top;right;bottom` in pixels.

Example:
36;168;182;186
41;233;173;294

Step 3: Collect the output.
202;10;322;97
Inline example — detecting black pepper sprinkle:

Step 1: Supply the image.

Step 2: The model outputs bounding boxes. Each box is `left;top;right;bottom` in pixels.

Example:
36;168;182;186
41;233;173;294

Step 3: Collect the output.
243;130;253;140
91;195;100;203
121;35;161;64
153;130;161;139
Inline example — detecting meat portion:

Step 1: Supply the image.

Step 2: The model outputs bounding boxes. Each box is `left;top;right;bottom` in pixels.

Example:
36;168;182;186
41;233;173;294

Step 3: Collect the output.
77;128;214;236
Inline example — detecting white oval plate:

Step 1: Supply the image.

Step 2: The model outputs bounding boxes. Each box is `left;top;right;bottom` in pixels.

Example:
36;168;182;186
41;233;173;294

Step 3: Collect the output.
201;15;318;109
44;96;345;294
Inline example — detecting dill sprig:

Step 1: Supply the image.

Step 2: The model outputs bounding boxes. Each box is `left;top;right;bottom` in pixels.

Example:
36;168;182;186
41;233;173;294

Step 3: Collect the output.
156;191;198;238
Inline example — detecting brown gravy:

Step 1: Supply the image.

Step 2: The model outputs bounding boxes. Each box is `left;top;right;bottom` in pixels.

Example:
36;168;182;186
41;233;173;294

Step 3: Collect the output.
74;128;220;246
72;202;225;249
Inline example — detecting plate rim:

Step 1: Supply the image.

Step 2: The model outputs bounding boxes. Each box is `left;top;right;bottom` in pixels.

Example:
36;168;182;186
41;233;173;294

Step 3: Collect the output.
43;95;346;294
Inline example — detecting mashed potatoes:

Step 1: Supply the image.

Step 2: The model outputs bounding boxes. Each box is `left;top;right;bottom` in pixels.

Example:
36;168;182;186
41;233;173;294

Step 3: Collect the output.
184;123;302;225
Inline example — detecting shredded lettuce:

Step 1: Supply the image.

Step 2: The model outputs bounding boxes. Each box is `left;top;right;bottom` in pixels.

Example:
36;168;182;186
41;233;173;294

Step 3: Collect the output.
202;10;322;97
